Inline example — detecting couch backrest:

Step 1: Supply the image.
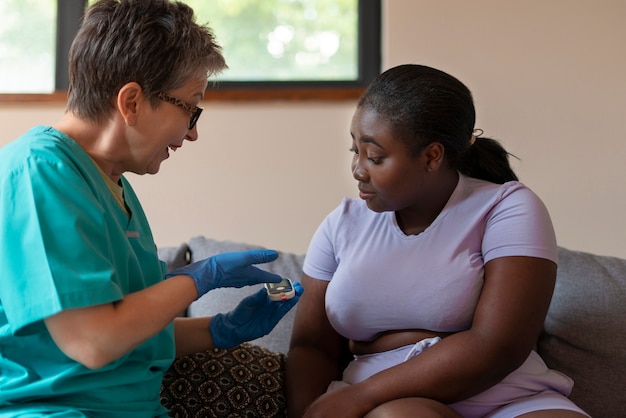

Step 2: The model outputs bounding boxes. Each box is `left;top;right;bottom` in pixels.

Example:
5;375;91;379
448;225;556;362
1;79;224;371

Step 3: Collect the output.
537;247;626;418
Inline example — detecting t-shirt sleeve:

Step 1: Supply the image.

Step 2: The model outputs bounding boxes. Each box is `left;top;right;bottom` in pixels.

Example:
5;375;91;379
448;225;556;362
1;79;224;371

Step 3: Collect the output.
482;183;558;264
302;203;343;281
0;154;124;335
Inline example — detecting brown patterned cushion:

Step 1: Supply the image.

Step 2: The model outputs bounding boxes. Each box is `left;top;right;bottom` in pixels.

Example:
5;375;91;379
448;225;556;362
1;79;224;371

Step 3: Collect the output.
160;343;287;417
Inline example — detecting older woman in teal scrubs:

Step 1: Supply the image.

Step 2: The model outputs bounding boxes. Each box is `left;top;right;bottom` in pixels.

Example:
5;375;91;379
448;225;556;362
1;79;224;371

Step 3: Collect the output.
0;1;301;416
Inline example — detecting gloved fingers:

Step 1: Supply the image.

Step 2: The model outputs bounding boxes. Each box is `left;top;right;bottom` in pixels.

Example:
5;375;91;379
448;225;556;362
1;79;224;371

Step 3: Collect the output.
208;290;273;349
215;249;279;269
230;284;302;325
293;281;304;296
245;249;279;264
227;288;273;320
242;266;282;284
239;288;269;309
263;282;303;322
241;283;302;312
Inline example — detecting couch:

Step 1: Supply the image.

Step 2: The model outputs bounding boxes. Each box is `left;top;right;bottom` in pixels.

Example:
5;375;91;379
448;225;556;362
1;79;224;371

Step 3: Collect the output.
158;236;626;418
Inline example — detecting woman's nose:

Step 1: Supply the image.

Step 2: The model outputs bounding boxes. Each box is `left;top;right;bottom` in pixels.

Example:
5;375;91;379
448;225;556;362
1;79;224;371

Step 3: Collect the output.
352;158;367;181
186;125;199;142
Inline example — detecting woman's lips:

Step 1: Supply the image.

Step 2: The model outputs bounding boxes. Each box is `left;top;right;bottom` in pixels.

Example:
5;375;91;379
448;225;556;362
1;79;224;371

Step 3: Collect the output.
359;188;375;200
164;145;181;158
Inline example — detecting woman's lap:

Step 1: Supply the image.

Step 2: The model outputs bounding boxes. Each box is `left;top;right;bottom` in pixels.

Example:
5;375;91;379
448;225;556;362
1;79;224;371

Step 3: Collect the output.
328;339;589;417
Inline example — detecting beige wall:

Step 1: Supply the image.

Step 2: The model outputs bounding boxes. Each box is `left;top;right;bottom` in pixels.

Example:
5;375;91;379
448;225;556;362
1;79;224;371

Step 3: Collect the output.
1;0;625;257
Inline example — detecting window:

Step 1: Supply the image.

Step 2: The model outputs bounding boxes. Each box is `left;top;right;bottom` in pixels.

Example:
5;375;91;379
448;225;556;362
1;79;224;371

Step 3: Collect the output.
0;0;56;93
0;0;380;101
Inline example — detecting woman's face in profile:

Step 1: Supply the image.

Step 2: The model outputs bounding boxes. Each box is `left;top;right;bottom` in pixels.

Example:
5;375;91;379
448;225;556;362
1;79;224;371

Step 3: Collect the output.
125;76;207;176
349;106;427;214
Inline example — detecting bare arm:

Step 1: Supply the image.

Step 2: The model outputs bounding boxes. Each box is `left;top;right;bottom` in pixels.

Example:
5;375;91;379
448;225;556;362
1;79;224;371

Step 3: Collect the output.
44;274;198;369
303;256;557;417
173;316;214;357
285;274;349;418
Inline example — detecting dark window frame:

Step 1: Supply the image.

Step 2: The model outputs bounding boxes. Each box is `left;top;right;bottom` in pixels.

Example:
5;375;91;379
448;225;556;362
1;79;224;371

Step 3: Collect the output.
1;0;380;102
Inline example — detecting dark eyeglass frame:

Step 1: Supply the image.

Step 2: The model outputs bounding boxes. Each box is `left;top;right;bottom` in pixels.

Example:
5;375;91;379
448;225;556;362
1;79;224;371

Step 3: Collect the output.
157;92;203;130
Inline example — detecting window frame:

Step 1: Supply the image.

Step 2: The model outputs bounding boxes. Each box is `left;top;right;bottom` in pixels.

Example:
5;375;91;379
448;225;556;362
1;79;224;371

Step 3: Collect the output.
0;0;380;103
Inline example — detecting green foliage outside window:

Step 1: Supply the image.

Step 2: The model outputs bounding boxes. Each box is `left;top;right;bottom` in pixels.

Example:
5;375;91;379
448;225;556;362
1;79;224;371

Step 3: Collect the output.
86;0;359;82
185;0;358;82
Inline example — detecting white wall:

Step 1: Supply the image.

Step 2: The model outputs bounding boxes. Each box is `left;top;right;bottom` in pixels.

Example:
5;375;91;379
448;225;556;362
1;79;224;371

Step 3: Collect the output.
383;0;626;258
1;0;625;257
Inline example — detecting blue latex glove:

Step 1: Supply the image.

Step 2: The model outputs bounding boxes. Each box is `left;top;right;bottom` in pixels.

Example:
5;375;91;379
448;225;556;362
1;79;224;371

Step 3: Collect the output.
209;281;304;349
165;250;282;298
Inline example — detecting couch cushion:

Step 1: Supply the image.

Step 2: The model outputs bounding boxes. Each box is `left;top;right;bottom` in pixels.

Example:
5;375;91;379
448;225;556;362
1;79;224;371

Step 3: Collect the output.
537;247;626;418
185;236;305;354
161;343;287;417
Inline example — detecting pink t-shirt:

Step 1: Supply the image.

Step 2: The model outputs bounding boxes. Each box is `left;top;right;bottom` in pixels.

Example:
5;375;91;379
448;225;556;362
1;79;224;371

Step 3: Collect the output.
303;174;557;341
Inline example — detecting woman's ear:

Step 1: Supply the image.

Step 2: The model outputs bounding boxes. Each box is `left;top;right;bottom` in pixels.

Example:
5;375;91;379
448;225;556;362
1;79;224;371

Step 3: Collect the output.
424;142;445;172
116;82;144;126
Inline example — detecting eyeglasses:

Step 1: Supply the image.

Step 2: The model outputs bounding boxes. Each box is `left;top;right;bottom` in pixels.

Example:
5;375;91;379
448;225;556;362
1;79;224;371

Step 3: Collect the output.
157;92;203;130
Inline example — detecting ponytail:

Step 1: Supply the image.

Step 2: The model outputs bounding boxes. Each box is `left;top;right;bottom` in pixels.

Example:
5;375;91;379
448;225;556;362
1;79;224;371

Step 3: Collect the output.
454;136;518;184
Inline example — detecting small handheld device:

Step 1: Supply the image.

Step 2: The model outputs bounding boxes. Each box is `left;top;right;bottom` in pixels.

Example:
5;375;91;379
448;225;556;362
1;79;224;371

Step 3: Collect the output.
265;278;295;301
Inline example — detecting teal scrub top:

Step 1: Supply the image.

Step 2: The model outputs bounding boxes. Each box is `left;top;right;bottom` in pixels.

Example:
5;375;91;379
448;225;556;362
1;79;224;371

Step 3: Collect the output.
0;126;175;417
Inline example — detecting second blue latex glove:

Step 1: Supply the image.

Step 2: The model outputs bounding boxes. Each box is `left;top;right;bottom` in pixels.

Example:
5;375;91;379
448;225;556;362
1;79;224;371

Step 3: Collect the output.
165;250;282;298
209;281;304;349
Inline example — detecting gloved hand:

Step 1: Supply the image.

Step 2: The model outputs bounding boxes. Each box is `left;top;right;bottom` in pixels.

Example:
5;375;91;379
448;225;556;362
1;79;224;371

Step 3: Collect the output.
209;281;304;349
165;250;282;298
